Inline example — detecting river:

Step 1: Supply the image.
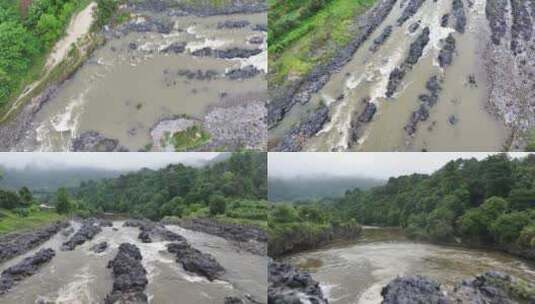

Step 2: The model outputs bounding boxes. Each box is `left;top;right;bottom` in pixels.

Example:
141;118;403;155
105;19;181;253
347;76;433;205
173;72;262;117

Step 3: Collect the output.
283;227;535;304
270;0;510;151
14;3;267;151
0;221;267;303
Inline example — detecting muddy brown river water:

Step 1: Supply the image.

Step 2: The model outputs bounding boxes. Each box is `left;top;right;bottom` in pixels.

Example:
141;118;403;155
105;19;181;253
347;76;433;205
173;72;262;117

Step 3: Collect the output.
19;10;267;151
0;221;267;303
271;0;510;151
283;227;535;304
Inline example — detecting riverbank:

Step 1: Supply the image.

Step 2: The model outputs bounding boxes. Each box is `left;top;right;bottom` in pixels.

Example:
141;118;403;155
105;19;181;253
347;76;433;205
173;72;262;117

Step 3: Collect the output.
0;209;66;235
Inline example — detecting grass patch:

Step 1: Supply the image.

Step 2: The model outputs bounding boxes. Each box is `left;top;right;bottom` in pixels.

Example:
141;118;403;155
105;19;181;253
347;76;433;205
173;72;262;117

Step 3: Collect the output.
269;0;376;84
165;125;211;151
0;208;65;235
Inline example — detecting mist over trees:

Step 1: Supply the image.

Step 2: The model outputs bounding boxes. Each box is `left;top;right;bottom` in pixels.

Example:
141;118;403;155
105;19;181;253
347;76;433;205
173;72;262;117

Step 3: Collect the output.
268;176;384;202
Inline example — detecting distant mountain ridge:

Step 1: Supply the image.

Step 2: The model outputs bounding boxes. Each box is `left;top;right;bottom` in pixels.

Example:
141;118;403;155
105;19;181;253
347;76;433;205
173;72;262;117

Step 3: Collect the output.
268;176;385;202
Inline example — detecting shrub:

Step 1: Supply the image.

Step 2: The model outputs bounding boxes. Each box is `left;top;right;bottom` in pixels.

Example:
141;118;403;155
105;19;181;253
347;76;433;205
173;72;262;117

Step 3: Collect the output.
209;195;227;216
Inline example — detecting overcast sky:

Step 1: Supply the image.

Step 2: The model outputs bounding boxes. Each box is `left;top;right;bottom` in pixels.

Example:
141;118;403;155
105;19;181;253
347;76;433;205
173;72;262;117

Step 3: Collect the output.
0;153;223;171
269;152;531;179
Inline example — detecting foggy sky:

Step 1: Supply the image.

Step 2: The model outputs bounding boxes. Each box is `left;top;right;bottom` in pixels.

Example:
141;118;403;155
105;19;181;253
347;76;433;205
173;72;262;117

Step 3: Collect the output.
0;153;223;171
269;152;530;179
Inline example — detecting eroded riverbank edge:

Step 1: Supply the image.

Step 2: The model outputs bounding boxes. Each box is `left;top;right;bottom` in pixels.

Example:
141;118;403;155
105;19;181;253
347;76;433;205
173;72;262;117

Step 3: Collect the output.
0;0;268;152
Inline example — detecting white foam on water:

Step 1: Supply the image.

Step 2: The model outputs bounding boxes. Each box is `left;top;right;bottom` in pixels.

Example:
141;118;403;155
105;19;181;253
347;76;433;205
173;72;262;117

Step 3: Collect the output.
236;32;268;73
50;89;88;134
46;265;96;304
357;282;385;304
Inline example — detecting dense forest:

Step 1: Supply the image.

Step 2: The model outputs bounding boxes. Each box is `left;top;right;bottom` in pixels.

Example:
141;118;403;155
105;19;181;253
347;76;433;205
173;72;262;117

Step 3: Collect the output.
268;176;383;202
0;0;117;108
68;152;268;223
327;154;535;253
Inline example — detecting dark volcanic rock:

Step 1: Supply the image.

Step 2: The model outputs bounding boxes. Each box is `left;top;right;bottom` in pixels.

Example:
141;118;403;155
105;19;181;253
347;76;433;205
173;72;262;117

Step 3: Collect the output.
0;222;68;264
62;219;103;251
386;27;430;97
138;231;152;243
485;0;508;45
161;42;186;54
90;241;108;253
0;248;55;295
217;20;250;29
268;0;397;130
119;18;173;35
224;296;244;304
349;100;377;146
105;243;148;304
397;0;426;26
71;131;123;152
276;105;330;152
225;65;261;80
370;25;393;52
381;276;449;304
451;0;466;33
191;47;262;59
167;242;225;281
252;24;267;32
406;27;430;65
408;21;420;33
177;69;219;81
438;34;456;68
125;219;185;243
510;0;533;54
268;261;328;304
248;36;264;44
452;271;535;303
441;13;450;27
405;76;442;135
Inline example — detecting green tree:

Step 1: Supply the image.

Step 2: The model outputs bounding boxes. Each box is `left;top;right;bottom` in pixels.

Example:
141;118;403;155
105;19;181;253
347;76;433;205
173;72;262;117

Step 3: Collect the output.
270;204;299;224
18;186;33;206
209;195;227;216
490;212;531;244
55;187;73;214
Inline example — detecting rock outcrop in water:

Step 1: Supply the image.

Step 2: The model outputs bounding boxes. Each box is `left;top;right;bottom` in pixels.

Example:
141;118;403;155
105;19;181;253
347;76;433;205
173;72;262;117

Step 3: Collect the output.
381;272;535;303
191;47;262;59
62;218;105;251
386;27;430;98
167;241;225;281
268;261;328;304
124;219;185;243
71;131;126;152
370;25;393;52
451;0;466;33
0;221;68;263
349;99;377;147
105;243;148;304
381;276;449;303
275;104;330;152
90;241;109;253
405;75;442;135
438;34;456;68
0;248;56;295
217;20;251;29
397;0;426;26
164;217;268;255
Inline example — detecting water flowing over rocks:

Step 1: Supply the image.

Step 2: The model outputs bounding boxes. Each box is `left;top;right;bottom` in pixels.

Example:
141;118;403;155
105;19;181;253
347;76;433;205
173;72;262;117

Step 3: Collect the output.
349;100;377;147
225;66;261;80
386;27;430;97
124;219;185;243
370;25;393;52
166;241;225;281
397;0;426;26
217;20;251;29
275;104;330;152
0;221;68;263
105;243;148;304
191;47;262;59
268;261;328;304
0;248;55;295
268;0;398;129
62;218;104;251
165;217;267;255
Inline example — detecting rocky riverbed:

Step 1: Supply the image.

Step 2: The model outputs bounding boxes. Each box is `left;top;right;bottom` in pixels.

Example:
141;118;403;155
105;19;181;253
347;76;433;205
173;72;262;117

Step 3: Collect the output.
270;0;531;151
0;0;267;152
0;218;267;303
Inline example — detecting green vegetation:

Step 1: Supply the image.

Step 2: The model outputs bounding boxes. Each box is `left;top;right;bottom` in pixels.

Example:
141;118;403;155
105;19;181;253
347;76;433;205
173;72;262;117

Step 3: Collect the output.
268;203;361;256
166;125;211;151
0;208;65;234
329;154;535;252
268;0;376;84
69;152;267;222
527;129;535;152
0;0;92;108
